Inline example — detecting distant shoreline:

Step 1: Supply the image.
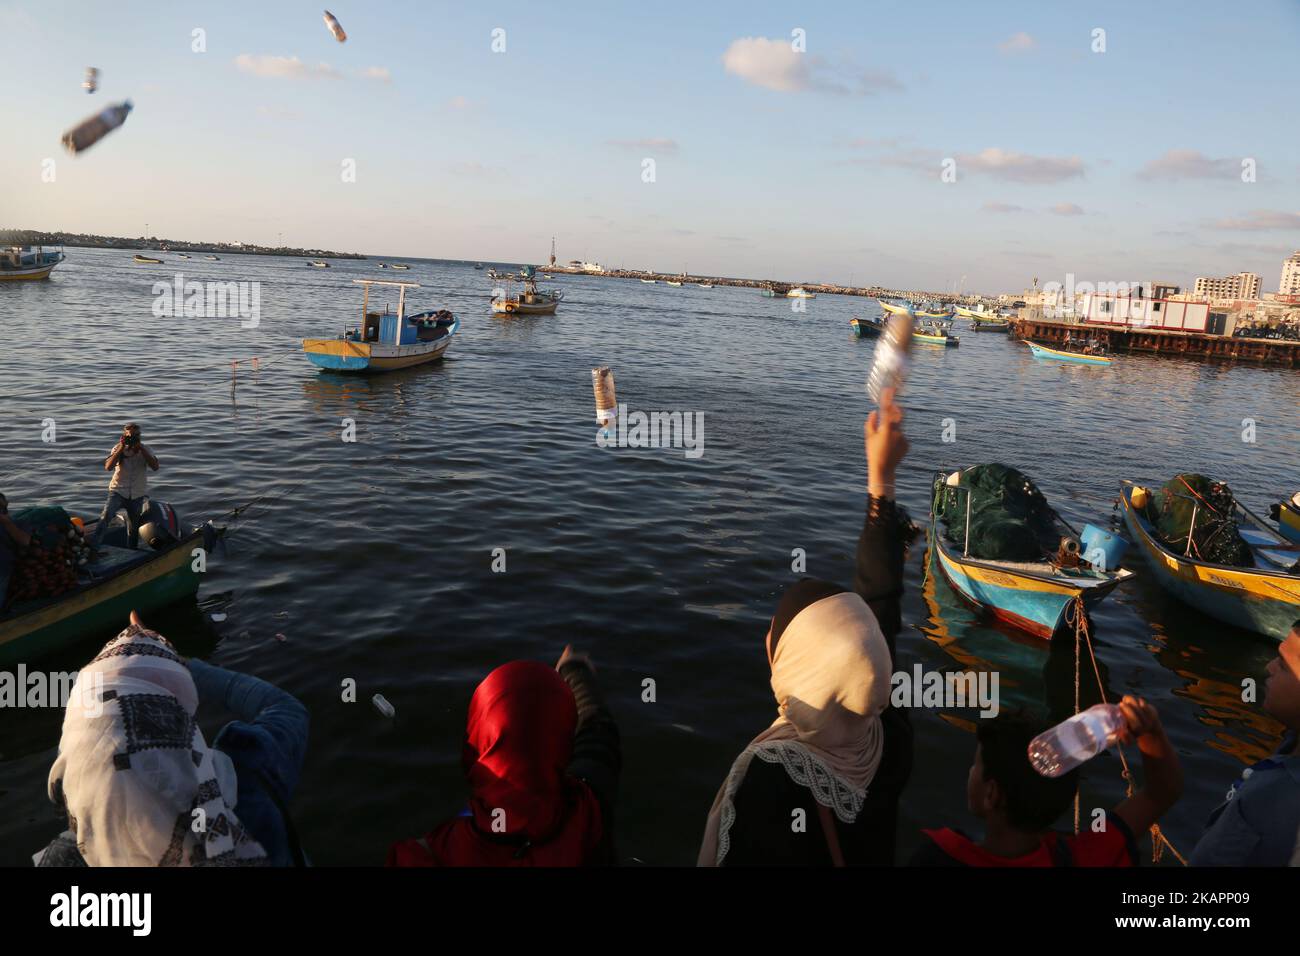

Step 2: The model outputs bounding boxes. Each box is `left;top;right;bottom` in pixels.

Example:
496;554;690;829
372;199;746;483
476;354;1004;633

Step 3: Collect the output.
2;230;365;260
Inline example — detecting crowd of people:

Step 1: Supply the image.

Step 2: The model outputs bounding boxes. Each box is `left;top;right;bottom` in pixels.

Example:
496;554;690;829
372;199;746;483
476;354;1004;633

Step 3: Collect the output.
25;394;1300;866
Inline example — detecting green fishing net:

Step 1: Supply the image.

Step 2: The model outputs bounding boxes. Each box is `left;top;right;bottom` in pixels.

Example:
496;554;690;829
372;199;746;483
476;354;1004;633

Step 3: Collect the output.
1143;474;1253;567
934;464;1062;561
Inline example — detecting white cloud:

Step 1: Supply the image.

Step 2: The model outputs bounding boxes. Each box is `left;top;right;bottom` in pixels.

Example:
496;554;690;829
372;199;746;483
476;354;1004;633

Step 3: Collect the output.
982;201;1024;214
998;32;1036;54
1138;149;1239;181
234;54;340;80
1211;210;1300;231
1050;202;1085;216
721;37;901;95
356;66;391;83
958;148;1085;183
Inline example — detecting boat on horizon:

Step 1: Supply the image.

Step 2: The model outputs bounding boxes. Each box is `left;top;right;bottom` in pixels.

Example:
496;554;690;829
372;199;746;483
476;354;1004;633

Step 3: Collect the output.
389;263;410;270
0;245;65;281
1119;482;1300;641
1025;340;1111;365
177;253;192;260
641;278;657;284
695;283;713;289
204;255;220;261
309;260;330;268
930;470;1134;639
666;280;683;287
786;287;816;299
302;278;459;373
133;254;163;264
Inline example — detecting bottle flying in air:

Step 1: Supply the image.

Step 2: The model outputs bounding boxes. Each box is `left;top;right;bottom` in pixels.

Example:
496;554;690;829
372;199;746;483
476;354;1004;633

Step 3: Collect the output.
61;100;132;154
83;67;99;94
867;310;915;403
323;10;347;42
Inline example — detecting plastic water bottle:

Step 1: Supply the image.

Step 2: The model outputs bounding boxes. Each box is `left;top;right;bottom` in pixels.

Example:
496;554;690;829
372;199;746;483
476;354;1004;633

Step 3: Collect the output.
866;311;914;403
61;100;132;154
83;67;99;94
372;693;395;719
1028;703;1126;777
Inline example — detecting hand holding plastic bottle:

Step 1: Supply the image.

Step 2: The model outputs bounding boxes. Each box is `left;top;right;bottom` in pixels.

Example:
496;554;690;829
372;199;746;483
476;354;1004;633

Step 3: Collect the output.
866;387;909;499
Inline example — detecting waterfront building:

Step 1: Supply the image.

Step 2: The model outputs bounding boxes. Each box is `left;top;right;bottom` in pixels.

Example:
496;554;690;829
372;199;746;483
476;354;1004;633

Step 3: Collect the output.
1194;272;1261;300
1280;251;1300;296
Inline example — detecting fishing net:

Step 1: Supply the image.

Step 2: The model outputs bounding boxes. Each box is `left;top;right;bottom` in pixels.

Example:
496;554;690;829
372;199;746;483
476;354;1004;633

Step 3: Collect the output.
1142;474;1254;567
935;464;1062;561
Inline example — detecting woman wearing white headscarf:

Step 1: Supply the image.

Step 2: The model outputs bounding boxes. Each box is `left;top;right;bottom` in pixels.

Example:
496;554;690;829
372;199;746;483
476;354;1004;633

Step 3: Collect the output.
699;389;914;866
37;612;309;867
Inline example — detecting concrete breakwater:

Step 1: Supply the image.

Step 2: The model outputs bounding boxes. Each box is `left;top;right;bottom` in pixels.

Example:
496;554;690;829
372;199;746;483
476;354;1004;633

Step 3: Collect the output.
537;265;976;306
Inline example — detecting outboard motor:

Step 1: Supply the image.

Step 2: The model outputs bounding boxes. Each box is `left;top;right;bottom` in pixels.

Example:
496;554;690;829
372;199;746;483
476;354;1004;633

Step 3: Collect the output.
138;499;182;549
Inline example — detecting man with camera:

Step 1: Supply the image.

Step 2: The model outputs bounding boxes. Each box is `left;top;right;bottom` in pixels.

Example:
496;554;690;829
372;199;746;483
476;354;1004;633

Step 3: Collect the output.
88;423;160;551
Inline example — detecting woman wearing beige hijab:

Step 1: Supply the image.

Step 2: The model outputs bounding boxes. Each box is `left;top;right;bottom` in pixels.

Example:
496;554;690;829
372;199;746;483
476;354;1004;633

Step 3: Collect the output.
700;389;914;866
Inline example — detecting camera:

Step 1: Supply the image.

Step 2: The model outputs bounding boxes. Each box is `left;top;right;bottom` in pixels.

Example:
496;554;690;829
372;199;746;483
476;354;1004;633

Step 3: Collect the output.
122;433;139;448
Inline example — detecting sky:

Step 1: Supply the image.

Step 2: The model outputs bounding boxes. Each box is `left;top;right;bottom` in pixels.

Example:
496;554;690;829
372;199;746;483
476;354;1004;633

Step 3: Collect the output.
2;0;1298;294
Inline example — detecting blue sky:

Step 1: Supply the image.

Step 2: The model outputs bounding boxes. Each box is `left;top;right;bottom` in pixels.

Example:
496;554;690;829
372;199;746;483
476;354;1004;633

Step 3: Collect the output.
2;0;1298;292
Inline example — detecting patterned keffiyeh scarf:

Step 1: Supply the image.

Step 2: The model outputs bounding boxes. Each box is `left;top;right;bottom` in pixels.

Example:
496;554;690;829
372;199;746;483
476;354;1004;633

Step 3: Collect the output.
46;624;268;866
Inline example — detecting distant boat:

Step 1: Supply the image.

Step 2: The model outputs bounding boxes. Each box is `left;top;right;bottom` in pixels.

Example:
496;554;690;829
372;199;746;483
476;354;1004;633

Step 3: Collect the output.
786;287;816;299
491;265;562;315
389;263;410;270
666;280;683;287
543;274;556;280
302;278;459;373
850;316;885;339
177;253;192;260
879;299;911;315
377;263;387;269
695;283;713;289
915;323;959;347
205;255;220;261
133;254;163;264
309;260;330;268
0;245;65;281
474;263;484;270
641;279;657;284
1025;341;1111;365
760;285;780;297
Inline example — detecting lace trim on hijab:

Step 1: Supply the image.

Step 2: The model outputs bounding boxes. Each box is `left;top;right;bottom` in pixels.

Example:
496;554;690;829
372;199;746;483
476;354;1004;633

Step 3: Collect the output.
713;740;867;865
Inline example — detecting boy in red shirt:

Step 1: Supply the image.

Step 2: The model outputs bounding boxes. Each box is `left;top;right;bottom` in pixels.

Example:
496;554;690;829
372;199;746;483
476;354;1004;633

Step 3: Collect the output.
912;697;1182;866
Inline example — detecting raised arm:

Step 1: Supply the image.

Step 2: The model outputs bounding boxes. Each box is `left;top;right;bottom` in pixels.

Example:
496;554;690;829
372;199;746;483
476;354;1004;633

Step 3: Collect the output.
140;444;160;470
104;440;124;471
854;387;910;661
556;646;621;815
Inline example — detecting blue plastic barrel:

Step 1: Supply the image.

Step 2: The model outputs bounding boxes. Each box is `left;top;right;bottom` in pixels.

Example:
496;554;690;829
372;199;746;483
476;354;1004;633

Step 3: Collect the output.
1080;524;1129;571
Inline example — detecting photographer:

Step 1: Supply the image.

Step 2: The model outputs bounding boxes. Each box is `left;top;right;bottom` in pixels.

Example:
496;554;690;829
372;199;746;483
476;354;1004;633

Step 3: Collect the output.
88;423;159;551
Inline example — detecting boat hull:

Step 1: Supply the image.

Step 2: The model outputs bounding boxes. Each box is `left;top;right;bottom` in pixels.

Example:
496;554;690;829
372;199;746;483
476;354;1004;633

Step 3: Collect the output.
491;300;559;315
1026;341;1111;365
303;326;457;372
0;265;57;280
1120;485;1299;640
879;300;910;315
850;319;883;339
915;333;959;346
0;529;208;666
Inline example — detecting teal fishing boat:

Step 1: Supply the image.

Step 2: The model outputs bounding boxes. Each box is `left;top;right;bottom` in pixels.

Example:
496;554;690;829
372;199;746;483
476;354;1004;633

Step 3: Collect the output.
0;505;221;666
850;316;884;338
1025;341;1112;365
929;469;1134;639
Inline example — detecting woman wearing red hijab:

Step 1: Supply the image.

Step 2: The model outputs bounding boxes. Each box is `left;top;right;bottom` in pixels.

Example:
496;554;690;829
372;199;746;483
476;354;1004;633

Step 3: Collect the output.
388;646;620;866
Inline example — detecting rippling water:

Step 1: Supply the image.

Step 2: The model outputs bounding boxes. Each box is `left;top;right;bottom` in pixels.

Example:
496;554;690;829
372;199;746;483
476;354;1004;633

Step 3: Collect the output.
1;248;1296;865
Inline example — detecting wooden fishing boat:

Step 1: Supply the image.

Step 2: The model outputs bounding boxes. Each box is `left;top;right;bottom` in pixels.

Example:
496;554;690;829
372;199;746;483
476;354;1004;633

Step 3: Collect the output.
930;472;1134;639
641;278;657;284
666;280;682;287
491;266;562;315
177;253;192;260
786;287;816;299
205;255;220;261
309;260;330;268
303;279;459;373
915;323;960;347
1274;497;1300;544
696;283;713;289
0;245;65;280
914;308;953;320
0;509;222;666
760;287;780;297
879;299;912;315
1119;482;1300;641
133;254;163;264
970;318;1012;332
1025;341;1112;365
850;316;884;338
389;263;410;270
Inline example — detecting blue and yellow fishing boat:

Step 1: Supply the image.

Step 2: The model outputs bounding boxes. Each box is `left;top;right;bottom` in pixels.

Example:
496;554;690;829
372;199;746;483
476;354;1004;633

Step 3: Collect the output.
1120;482;1300;641
929;471;1134;639
303;279;459;373
1025;341;1112;365
915;322;959;347
1;245;65;280
0;505;221;666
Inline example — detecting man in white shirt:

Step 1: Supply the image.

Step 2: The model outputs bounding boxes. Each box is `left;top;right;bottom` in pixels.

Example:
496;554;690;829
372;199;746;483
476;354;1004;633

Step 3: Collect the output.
89;423;160;551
